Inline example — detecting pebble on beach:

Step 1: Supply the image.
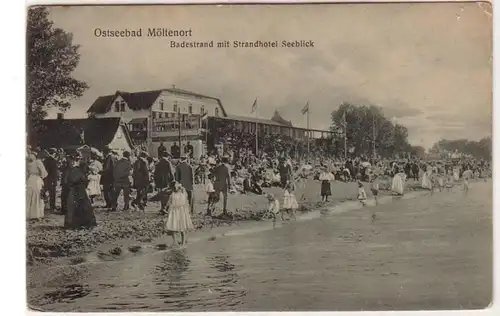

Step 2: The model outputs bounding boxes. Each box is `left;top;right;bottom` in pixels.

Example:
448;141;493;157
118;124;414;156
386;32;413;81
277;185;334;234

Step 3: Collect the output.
109;247;122;256
69;256;86;265
128;245;142;253
156;244;168;250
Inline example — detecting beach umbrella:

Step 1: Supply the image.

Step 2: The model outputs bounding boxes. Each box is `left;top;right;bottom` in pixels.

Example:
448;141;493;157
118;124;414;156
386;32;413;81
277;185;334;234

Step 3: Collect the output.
361;161;371;168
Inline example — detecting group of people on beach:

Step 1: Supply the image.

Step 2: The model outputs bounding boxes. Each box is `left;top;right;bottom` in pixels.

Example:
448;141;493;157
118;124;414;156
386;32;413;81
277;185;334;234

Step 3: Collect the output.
26;148;97;229
27;142;490;248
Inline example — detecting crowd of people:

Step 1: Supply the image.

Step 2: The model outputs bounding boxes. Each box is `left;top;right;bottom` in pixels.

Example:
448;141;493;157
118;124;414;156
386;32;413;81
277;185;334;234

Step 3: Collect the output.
26;140;491;248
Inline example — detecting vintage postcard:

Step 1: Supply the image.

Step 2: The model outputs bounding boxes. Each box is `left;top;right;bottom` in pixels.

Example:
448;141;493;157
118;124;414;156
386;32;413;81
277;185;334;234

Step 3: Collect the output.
26;2;493;312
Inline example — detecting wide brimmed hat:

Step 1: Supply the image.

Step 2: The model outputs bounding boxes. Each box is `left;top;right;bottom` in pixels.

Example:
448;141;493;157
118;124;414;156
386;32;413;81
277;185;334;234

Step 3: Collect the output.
68;151;82;160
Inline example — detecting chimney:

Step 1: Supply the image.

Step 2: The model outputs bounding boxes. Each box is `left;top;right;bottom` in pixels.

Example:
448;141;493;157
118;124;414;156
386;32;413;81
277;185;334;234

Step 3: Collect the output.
57;113;64;120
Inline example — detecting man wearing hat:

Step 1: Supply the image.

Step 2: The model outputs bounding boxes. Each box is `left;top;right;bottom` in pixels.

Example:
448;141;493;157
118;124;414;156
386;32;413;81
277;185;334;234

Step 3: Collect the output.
171;142;180;159
101;146;117;209
278;157;292;188
212;155;231;216
112;150;132;211
43;148;59;212
132;151;150;211
175;155;194;214
157;142;167;158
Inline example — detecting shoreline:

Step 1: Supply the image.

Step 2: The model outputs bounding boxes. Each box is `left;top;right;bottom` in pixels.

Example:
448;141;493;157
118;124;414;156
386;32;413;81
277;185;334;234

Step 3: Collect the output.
27;179;431;268
27;181;434;291
27;180;491;312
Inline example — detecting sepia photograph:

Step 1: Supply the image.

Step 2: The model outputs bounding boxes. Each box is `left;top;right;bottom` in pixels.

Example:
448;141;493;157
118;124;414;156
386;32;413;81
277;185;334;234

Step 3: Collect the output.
25;2;493;312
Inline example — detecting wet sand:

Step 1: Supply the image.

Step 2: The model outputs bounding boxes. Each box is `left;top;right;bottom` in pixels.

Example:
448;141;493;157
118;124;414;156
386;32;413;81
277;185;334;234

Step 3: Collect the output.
27;178;388;264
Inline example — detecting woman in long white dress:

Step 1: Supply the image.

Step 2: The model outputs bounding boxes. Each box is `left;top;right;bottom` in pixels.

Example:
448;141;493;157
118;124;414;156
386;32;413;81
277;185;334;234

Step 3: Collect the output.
421;165;432;190
26;151;48;220
453;167;460;182
391;171;406;196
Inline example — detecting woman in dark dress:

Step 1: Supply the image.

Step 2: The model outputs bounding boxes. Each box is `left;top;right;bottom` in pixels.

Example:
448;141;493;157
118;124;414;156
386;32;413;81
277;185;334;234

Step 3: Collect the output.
64;152;97;229
319;166;334;202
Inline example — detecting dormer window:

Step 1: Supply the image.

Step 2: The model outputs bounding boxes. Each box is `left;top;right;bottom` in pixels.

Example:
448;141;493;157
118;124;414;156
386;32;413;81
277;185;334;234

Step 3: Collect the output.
159;99;164;111
188;105;193;114
114;101;120;112
215;108;219;117
120;101;125;112
200;105;205;114
173;103;178;112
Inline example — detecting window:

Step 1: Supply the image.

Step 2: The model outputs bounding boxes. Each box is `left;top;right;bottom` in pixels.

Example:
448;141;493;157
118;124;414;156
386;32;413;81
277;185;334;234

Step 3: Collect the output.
188;105;193;114
114;101;120;112
120;101;125;112
200;105;205;114
215;108;219;117
173;103;178;112
159;99;164;111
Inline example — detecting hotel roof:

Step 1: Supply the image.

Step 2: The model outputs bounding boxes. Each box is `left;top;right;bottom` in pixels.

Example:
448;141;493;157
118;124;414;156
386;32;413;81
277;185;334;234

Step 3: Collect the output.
87;87;228;116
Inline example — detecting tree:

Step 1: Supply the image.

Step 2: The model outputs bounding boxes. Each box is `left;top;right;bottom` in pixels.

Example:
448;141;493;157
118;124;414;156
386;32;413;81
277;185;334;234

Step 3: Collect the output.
27;7;88;139
410;145;426;158
330;102;411;158
430;136;492;160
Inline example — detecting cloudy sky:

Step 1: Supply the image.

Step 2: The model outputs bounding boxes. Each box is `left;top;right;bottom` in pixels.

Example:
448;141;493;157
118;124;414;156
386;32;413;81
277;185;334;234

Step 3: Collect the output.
46;2;492;149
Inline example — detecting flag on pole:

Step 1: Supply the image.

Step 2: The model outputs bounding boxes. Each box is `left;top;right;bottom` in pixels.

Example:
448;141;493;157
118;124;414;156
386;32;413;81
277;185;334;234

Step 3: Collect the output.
301;102;309;115
251;98;258;114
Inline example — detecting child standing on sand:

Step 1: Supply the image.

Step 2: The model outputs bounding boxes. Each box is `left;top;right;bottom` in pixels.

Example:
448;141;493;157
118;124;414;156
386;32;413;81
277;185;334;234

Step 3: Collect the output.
205;173;217;217
86;167;101;205
371;175;380;205
282;181;298;220
357;181;367;207
166;181;194;247
444;173;453;192
266;193;281;223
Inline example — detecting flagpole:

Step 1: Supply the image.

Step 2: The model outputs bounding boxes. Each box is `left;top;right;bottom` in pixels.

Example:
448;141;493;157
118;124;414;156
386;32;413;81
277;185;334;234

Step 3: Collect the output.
255;101;259;157
372;111;376;159
177;102;182;157
205;116;208;155
307;108;310;158
147;107;153;156
343;111;347;160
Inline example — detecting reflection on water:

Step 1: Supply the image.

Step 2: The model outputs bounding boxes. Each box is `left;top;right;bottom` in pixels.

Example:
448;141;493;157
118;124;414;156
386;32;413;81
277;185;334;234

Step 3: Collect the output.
154;250;191;300
43;284;91;303
28;185;492;311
